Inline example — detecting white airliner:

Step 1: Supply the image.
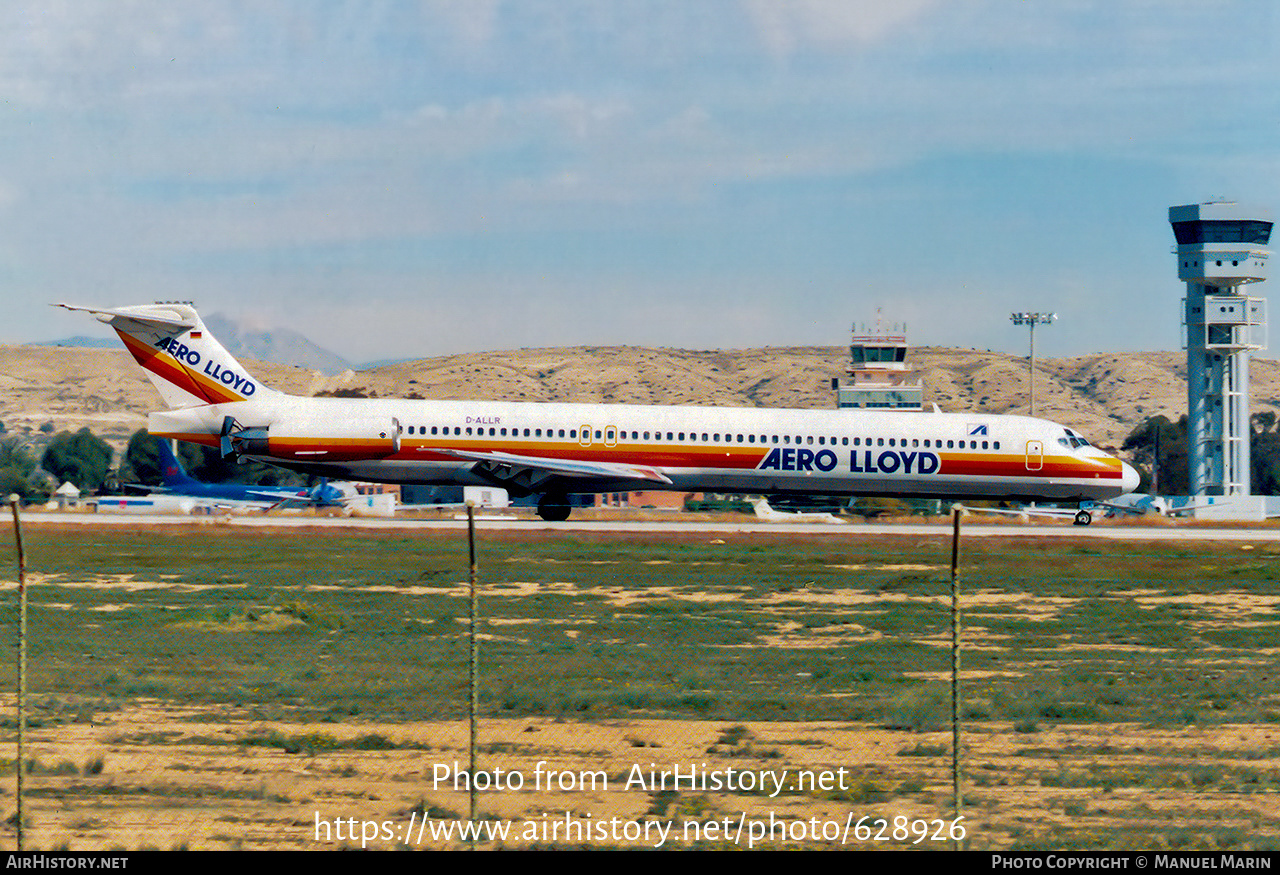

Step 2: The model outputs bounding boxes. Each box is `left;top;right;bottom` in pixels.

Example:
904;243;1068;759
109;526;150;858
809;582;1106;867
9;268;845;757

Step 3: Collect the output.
59;303;1139;523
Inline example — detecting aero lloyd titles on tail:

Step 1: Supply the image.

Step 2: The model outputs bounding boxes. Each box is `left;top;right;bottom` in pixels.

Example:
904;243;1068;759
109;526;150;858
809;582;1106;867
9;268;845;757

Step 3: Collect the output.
155;337;258;397
57;302;1139;522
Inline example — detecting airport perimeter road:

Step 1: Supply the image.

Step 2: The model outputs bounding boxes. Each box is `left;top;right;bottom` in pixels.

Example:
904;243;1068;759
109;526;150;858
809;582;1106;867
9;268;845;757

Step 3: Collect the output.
15;511;1280;541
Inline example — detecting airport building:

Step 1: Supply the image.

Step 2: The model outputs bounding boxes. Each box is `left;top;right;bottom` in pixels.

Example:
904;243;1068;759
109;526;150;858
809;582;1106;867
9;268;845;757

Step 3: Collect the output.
594;490;700;510
832;319;923;410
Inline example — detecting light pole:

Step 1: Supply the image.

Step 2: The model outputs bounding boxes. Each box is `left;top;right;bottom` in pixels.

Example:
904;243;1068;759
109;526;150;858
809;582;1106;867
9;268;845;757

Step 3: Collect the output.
1009;312;1056;416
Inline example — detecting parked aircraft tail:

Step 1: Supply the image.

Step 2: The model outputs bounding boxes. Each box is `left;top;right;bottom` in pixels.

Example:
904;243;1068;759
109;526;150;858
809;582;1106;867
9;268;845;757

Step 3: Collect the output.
55;302;281;409
155;438;199;489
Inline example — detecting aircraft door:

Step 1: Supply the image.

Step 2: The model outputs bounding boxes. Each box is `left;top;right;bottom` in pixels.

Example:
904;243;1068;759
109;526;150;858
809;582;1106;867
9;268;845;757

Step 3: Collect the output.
1025;440;1043;471
605;426;617;447
579;425;592;447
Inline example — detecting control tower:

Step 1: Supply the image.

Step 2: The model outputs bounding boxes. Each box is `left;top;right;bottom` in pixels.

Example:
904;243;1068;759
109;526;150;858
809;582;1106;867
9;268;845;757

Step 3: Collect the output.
834;316;923;410
1170;201;1272;504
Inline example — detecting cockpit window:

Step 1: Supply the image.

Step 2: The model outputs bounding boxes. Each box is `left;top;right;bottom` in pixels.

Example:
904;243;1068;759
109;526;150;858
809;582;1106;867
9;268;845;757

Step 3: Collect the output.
1062;430;1091;450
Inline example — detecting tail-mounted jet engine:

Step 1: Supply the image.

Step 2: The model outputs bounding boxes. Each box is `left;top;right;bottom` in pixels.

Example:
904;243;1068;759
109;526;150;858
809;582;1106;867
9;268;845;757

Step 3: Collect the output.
219;416;403;463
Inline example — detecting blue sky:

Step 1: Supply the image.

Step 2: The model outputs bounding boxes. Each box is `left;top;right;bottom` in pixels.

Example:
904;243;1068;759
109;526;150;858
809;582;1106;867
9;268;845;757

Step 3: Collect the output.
9;1;1279;362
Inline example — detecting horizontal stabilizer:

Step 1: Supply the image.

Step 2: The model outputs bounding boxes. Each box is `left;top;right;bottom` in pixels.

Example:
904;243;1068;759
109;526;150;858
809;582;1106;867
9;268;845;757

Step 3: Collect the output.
55;303;196;332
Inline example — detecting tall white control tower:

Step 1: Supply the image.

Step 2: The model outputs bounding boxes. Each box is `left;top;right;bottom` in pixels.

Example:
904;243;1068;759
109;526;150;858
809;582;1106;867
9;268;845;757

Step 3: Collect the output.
1170;201;1272;501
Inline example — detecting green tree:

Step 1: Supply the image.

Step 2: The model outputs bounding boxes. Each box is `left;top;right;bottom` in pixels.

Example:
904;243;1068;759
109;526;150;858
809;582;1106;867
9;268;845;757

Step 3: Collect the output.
1251;413;1280;495
1122;415;1188;495
1124;413;1280;495
122;429;162;485
41;428;114;493
0;438;50;502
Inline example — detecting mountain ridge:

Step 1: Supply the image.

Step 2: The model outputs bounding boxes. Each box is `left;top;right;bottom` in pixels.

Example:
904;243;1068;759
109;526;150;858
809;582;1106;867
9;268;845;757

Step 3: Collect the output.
6;343;1278;461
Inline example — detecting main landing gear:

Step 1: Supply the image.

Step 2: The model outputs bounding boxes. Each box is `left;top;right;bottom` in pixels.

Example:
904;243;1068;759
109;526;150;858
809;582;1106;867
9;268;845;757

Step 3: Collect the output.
1073;509;1092;526
537;493;572;522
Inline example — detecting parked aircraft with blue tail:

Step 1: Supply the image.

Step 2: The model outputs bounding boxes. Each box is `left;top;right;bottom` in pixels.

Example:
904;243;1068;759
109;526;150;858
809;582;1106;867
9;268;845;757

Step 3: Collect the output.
149;437;358;509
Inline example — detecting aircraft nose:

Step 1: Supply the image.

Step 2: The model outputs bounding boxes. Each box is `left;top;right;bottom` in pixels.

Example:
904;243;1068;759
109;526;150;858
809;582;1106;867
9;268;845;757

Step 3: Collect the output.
1121;461;1140;494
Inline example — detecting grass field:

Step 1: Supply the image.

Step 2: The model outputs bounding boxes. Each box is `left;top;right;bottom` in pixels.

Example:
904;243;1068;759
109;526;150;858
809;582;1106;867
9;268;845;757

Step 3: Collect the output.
0;522;1277;850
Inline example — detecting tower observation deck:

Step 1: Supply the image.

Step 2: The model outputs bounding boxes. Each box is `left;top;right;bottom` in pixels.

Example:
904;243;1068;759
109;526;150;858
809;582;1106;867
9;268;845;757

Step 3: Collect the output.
1170;201;1272;499
834;318;923;410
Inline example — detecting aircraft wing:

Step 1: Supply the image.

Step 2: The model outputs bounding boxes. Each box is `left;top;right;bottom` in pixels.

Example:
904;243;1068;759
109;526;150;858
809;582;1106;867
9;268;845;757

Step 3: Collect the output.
752;499;844;523
241;488;311;503
429;448;673;491
954;504;1087;522
122;483;164;495
1097;495;1207;517
1096;499;1152;516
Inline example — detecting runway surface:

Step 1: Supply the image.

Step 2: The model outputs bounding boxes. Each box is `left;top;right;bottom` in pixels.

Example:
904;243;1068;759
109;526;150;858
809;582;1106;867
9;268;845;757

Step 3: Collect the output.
14;511;1280;541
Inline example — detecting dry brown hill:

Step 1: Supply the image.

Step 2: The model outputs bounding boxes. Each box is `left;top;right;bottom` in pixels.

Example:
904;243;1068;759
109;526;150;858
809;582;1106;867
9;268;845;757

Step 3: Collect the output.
6;343;1280;458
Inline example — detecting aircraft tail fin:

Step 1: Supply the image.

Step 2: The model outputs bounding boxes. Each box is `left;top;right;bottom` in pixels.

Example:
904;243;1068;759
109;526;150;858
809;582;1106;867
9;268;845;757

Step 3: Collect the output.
155;438;199;489
56;302;281;409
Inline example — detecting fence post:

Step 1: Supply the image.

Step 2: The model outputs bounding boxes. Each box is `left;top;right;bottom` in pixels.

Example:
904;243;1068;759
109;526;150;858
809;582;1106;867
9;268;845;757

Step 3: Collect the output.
949;506;962;850
466;503;478;849
9;496;25;852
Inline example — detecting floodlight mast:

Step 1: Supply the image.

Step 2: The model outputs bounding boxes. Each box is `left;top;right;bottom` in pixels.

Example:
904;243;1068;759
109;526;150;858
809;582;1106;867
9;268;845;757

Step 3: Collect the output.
1009;312;1056;417
1171;201;1272;497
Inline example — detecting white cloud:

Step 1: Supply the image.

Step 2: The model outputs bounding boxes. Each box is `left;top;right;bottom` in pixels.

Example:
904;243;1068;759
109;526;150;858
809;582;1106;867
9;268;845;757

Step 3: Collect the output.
742;0;941;57
421;0;500;48
6;1;1279;359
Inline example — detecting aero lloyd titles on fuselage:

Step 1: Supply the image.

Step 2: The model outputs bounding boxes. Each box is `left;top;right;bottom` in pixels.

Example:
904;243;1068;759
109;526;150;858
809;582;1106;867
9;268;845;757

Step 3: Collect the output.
155;338;257;396
757;447;941;475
